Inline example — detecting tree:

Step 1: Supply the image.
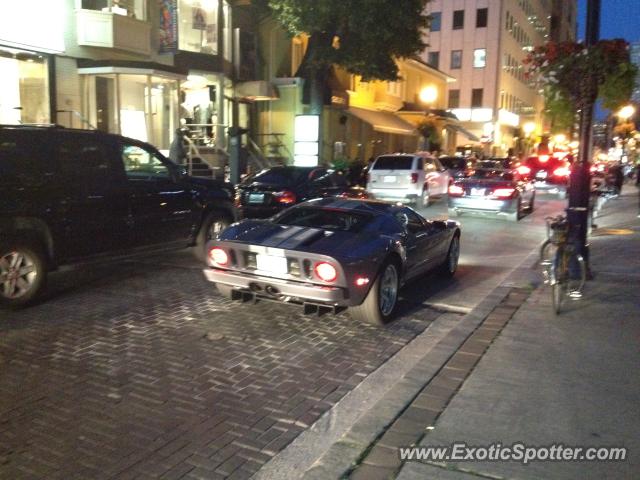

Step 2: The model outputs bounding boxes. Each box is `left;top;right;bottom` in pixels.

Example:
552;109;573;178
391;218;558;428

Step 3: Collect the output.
262;0;431;113
524;40;638;134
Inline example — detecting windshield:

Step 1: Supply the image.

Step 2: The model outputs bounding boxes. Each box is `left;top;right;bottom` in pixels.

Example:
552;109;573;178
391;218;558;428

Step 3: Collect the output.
242;167;313;187
372;156;414;170
439;157;467;170
274;207;372;232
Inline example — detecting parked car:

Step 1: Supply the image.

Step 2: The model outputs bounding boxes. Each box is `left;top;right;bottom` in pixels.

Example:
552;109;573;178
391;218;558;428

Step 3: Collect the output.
366;153;451;207
523;154;571;199
203;198;461;325
447;160;535;221
439;156;475;179
235;166;365;219
0;124;236;307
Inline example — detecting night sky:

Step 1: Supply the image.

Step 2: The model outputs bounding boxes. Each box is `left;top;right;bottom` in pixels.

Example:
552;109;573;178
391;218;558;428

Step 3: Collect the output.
576;0;640;42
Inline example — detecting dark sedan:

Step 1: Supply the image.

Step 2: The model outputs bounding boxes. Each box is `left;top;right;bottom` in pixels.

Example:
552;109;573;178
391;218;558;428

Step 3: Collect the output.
439;156;475;179
447;161;535;221
203;198;461;325
523;154;571;199
235;166;366;218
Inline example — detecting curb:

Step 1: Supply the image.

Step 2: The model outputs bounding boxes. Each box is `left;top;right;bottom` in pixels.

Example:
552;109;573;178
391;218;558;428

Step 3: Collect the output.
293;246;542;480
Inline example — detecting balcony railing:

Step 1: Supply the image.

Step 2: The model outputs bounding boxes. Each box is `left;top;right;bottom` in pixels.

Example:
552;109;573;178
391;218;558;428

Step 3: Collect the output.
76;9;151;55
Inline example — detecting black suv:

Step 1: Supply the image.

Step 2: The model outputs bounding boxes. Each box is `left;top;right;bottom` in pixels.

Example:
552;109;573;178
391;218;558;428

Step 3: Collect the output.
0;125;236;306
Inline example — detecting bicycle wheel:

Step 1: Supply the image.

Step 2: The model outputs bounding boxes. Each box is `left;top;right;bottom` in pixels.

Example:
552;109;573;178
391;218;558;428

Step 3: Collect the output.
567;252;586;297
551;249;569;315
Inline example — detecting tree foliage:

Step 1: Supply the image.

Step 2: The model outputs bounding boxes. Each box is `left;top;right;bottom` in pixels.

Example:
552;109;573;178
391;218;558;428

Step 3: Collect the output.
266;0;431;81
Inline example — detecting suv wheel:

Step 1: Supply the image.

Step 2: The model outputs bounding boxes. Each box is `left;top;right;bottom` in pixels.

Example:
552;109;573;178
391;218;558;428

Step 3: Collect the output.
0;243;47;307
418;188;430;209
194;210;233;261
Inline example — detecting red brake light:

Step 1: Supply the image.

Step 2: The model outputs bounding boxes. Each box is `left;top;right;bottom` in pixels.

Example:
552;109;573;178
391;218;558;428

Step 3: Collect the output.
410;173;419;184
553;166;570;177
448;184;464;196
209;247;228;266
275;190;297;205
314;262;337;282
492;188;516;199
539;155;550;163
590;165;597;173
516;165;531;175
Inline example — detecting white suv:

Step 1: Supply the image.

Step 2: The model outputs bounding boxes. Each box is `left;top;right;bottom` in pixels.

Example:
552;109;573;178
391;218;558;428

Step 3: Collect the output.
366;153;451;207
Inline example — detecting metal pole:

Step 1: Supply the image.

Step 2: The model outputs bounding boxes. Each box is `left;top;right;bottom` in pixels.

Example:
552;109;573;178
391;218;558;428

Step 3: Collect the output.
567;0;600;278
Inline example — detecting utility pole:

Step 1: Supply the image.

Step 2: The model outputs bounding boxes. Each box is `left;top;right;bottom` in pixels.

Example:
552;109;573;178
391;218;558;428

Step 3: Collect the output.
567;0;600;277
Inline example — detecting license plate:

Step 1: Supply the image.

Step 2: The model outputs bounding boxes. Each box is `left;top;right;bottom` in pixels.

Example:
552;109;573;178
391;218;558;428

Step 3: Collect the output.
256;254;288;274
383;176;396;183
536;171;547;179
471;187;485;196
248;193;265;204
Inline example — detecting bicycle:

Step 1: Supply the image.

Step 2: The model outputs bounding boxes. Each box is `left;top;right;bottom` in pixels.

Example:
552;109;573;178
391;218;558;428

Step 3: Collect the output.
540;215;587;314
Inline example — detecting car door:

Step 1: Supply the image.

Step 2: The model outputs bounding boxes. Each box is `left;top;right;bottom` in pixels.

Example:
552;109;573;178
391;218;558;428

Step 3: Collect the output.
120;141;200;247
433;158;451;194
53;132;131;260
394;208;434;278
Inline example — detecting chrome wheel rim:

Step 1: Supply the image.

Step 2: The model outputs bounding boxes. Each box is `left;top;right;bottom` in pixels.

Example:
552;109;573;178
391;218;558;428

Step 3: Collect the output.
422;189;429;206
0;251;38;299
207;220;227;241
379;264;398;316
449;237;460;273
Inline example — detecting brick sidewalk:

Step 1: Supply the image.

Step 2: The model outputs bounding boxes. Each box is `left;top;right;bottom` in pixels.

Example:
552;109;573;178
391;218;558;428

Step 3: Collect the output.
0;253;440;480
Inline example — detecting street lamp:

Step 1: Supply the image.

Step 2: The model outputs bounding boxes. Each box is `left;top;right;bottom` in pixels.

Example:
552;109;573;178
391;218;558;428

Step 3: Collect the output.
418;85;438;151
616;104;636;163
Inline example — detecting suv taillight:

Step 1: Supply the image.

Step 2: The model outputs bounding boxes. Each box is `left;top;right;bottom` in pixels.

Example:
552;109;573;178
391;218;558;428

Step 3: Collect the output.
410;173;419;184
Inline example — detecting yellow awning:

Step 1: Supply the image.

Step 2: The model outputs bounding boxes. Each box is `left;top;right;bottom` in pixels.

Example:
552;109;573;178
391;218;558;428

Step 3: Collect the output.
348;107;417;136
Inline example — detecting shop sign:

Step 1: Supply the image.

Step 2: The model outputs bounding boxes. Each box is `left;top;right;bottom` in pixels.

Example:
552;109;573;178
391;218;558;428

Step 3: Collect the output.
159;0;178;53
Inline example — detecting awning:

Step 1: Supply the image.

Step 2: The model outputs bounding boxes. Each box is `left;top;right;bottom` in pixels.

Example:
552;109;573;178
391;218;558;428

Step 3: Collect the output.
449;124;480;142
348;107;416;136
235;81;279;101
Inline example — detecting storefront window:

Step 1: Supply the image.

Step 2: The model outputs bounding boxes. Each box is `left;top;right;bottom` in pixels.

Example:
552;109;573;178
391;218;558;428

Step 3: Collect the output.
81;73;179;150
79;0;147;20
178;0;219;54
0;49;49;124
180;73;224;148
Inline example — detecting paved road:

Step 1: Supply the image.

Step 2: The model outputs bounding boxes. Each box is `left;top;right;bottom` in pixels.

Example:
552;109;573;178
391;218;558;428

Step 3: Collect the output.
0;193;566;479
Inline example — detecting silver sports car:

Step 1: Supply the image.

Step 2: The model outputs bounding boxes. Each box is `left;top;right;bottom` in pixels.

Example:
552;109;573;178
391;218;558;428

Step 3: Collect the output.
203;198;461;325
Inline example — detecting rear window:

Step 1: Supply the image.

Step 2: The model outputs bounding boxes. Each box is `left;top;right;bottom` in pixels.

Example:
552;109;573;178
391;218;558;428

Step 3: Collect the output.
471;169;515;181
242;167;315;187
372;156;414;170
274;207;372;232
439;157;467;170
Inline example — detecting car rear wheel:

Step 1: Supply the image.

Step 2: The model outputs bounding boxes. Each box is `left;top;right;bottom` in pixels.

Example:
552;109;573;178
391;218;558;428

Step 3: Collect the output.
507;199;521;222
418;188;430;208
349;261;399;326
194;210;233;261
0;243;47;308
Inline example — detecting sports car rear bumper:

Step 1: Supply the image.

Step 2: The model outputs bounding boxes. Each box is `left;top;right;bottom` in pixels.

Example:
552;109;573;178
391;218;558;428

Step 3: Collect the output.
448;196;518;215
203;268;350;305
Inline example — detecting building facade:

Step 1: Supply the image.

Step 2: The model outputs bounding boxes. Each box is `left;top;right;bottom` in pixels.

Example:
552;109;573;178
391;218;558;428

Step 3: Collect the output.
1;0;245;156
631;41;640;104
422;0;576;156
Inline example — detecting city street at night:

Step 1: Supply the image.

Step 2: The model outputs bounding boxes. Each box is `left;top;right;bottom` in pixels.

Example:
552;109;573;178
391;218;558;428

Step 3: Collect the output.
5;192;634;480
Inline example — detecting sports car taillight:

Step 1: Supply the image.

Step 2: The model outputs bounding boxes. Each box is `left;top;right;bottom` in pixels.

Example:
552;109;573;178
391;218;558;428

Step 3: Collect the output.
314;262;337;282
491;188;516;199
209;247;228;266
516;165;531;176
539;155;550;163
274;190;297;205
448;184;464;196
410;173;419;184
